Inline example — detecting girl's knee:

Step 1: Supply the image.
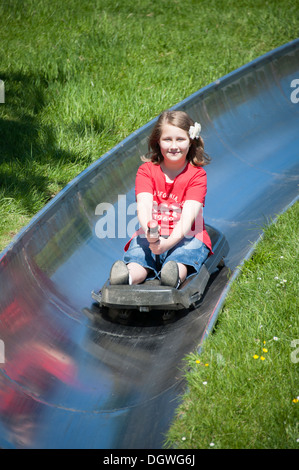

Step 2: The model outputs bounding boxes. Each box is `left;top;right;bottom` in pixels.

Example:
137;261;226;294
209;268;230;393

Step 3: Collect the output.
127;262;149;285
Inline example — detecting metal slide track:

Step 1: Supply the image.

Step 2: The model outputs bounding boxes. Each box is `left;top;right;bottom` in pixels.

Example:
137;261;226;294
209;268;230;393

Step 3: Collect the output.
0;39;298;449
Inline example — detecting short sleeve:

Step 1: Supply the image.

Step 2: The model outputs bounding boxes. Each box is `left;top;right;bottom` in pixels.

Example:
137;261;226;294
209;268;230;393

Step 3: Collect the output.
135;163;154;196
184;168;207;206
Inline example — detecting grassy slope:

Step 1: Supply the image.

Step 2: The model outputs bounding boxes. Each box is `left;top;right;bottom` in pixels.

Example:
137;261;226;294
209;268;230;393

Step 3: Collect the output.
0;0;298;249
166;202;299;449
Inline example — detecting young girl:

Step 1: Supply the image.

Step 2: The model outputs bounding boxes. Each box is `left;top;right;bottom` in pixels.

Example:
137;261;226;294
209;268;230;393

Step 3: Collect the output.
110;110;212;288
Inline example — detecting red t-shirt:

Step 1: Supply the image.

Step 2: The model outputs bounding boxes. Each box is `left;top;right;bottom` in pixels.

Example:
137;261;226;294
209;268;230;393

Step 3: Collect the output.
125;161;212;253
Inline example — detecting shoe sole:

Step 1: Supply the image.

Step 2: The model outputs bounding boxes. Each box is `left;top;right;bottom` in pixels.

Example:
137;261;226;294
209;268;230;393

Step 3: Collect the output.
110;260;129;285
160;261;179;288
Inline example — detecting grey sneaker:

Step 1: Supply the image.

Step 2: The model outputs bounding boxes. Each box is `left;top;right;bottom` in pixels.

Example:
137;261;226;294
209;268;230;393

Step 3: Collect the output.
110;260;129;285
160;261;180;288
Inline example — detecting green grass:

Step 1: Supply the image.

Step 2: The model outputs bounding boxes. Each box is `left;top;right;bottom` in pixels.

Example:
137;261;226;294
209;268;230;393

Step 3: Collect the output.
165;202;299;449
0;0;298;249
0;0;298;449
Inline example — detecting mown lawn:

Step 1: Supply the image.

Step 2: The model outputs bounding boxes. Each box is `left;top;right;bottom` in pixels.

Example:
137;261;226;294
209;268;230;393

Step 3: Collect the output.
0;0;298;249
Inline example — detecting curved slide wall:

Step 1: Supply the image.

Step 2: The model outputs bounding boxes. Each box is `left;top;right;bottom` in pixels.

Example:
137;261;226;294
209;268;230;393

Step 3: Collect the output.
0;40;298;448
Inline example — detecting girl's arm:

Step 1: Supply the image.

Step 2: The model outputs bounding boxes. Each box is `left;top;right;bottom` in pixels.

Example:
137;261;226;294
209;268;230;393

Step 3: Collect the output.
150;199;203;255
136;192;154;234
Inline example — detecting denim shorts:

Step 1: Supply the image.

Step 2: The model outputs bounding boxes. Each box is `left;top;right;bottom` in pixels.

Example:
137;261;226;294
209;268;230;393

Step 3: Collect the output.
123;235;210;280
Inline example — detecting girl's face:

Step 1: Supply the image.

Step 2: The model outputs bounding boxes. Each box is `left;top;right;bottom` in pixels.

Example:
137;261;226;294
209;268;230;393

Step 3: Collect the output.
159;123;190;166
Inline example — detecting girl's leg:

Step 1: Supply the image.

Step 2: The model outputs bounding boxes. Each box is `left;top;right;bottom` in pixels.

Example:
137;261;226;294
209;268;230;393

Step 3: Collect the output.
127;262;149;285
127;260;184;286
122;235;158;284
161;237;209;287
177;262;188;283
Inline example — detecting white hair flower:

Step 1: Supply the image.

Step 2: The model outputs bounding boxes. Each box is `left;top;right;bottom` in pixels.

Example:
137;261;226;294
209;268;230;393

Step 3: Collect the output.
189;122;201;139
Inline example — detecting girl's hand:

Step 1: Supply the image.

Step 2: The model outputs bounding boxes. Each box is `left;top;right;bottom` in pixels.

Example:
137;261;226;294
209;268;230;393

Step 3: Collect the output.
146;220;160;243
146;231;159;243
149;237;171;255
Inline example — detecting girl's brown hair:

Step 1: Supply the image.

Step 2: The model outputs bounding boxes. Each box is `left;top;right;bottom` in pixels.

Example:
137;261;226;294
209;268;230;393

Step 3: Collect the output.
144;110;211;166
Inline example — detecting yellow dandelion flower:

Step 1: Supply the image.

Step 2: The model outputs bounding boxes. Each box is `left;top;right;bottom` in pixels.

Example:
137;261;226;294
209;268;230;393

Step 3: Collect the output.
260;356;266;361
292;398;299;403
263;348;268;353
205;363;209;367
195;360;200;364
253;355;259;359
263;341;266;345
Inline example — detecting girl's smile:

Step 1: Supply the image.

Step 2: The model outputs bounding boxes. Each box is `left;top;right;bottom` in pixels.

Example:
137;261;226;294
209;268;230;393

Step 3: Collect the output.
159;124;190;168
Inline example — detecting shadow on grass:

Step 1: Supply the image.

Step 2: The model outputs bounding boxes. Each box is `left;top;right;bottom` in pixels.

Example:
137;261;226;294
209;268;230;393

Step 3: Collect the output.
0;70;75;214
